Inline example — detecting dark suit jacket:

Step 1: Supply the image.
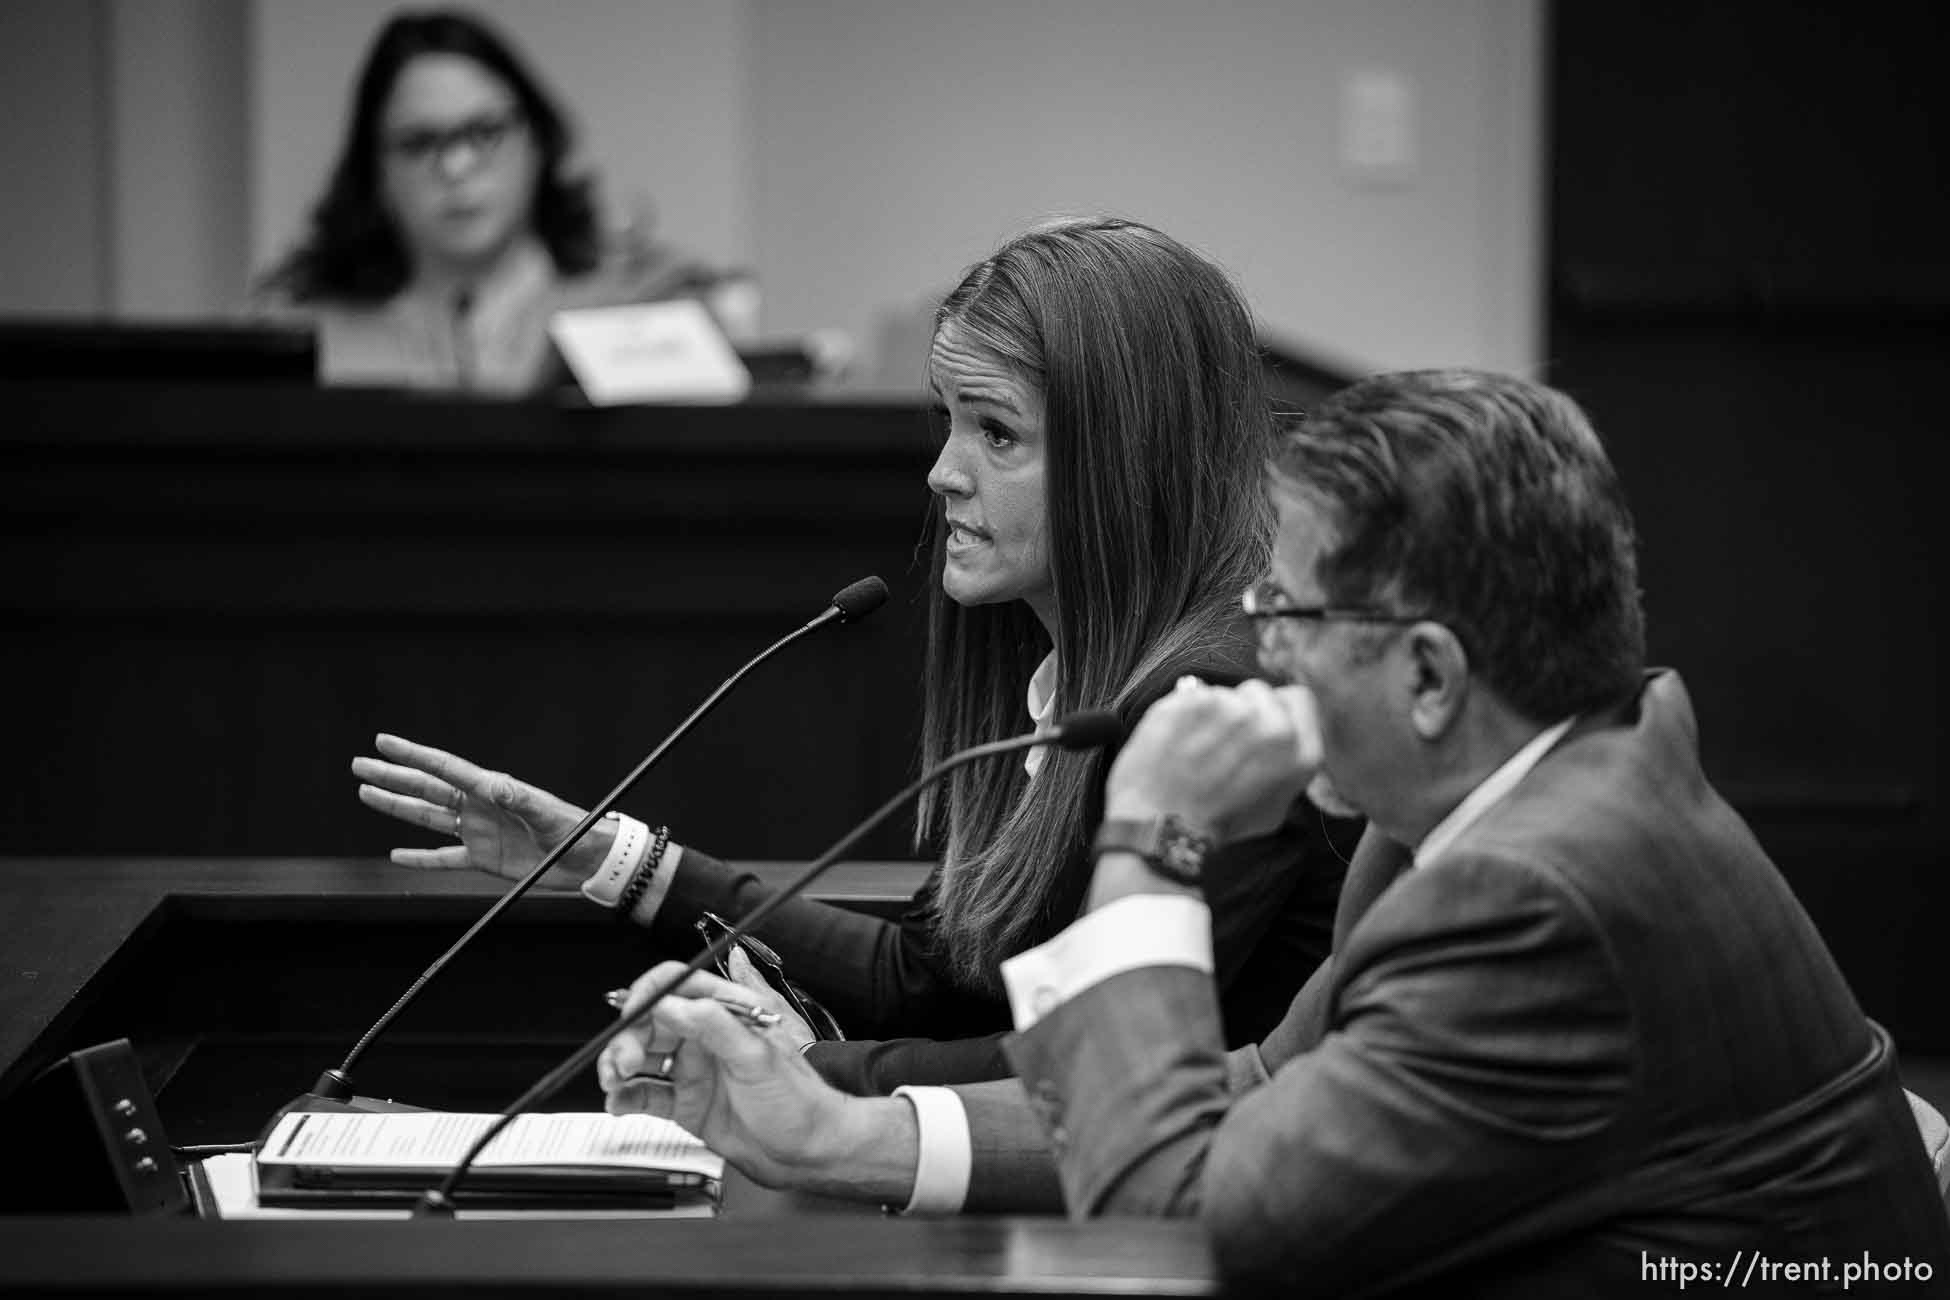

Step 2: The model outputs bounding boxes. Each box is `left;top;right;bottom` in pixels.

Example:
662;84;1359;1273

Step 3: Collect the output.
989;671;1950;1294
638;631;1358;1093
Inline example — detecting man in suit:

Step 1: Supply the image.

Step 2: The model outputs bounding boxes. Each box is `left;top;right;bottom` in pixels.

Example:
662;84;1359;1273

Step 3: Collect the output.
604;369;1950;1293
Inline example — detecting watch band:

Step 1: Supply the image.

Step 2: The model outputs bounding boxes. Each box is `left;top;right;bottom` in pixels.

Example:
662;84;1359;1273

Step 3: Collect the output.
1090;813;1213;885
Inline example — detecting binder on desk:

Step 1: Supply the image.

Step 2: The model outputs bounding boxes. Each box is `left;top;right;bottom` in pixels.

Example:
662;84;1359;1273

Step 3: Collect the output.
252;1110;722;1212
196;1154;716;1219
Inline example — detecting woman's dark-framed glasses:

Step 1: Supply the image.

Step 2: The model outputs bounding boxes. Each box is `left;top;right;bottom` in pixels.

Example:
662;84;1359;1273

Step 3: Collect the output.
694;910;844;1042
384;109;524;171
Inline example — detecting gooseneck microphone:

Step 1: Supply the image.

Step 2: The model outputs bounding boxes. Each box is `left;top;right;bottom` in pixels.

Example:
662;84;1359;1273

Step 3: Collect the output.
311;576;890;1105
413;707;1125;1214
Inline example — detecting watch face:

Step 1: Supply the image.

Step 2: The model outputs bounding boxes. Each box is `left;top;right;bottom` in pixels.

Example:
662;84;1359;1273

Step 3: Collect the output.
1092;816;1208;883
1162;836;1205;875
1149;816;1211;883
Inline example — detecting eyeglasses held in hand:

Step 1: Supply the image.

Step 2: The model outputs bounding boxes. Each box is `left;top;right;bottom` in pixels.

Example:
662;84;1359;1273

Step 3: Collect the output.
694;910;845;1042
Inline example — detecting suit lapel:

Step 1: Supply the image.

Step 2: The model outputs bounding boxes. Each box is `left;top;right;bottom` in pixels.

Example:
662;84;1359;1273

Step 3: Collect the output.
1335;826;1414;945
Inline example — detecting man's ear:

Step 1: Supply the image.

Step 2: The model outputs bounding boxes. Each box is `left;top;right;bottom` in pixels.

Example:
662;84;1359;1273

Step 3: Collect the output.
1402;622;1468;741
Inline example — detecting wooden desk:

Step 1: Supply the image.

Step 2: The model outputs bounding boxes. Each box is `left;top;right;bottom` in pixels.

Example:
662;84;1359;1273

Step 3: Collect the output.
0;857;1220;1296
0;1216;1216;1297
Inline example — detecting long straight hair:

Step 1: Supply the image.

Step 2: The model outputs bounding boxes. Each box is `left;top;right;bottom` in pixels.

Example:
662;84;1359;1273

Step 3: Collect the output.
920;217;1275;989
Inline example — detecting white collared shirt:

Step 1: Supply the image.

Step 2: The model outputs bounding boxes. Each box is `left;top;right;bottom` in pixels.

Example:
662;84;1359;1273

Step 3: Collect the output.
1412;716;1576;869
1022;652;1059;778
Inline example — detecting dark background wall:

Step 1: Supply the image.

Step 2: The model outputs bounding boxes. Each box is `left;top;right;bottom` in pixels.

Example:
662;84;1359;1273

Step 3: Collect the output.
1;388;942;865
1546;2;1947;1050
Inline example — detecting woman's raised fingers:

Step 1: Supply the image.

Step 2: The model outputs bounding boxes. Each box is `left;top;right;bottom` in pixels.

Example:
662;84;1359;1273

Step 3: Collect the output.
373;733;495;798
389;845;473;871
351;754;459;808
356;782;459;836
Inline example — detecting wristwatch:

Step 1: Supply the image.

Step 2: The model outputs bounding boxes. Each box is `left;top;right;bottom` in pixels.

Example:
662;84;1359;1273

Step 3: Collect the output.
1089;814;1214;886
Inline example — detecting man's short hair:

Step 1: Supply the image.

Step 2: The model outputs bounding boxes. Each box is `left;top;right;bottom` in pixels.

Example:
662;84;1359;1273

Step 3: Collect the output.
1271;368;1646;722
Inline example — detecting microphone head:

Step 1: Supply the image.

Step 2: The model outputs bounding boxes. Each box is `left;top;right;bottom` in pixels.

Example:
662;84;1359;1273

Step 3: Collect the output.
830;576;889;622
1054;709;1125;751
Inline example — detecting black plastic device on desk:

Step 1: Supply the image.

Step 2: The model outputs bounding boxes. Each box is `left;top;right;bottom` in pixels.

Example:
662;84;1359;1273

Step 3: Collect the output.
0;1038;187;1215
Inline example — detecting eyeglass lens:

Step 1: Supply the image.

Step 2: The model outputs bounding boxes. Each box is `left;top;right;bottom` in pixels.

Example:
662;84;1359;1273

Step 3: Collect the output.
387;111;518;167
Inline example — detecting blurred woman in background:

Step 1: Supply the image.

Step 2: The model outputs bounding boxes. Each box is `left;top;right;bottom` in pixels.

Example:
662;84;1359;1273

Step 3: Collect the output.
255;7;714;392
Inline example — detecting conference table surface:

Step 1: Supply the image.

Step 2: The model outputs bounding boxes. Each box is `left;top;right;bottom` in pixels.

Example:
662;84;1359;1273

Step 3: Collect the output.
0;857;1221;1296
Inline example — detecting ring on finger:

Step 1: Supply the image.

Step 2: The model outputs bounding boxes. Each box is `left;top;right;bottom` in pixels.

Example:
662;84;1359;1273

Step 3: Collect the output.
649;1038;683;1080
451;789;465;837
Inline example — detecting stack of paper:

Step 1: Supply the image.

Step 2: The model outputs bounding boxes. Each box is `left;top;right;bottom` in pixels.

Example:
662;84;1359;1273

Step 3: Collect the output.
243;1111;722;1213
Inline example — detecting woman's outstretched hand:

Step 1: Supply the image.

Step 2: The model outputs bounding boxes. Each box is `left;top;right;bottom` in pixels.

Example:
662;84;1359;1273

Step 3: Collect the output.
351;733;604;890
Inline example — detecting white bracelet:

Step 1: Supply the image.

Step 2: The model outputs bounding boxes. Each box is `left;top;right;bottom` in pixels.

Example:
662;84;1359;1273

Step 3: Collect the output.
579;812;651;909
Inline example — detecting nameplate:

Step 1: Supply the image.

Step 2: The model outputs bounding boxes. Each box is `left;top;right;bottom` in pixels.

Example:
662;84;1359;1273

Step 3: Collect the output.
550;300;750;405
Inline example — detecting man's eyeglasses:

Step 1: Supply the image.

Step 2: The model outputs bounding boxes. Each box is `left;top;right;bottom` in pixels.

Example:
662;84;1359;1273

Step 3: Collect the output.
694;910;845;1042
383;109;523;171
1240;580;1424;628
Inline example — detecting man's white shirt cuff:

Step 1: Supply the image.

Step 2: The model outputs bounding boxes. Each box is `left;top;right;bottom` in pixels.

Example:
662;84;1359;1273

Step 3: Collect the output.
888;896;1213;1216
892;1086;971;1214
1000;893;1214;1030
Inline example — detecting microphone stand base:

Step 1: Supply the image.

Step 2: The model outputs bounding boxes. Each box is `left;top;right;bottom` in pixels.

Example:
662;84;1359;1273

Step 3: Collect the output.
412;1189;457;1218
